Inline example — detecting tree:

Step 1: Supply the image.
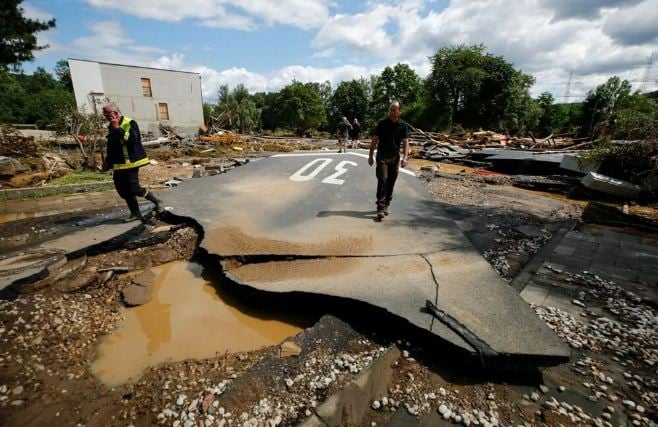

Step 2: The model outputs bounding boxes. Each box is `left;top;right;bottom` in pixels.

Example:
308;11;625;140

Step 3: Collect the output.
580;76;657;139
54;59;73;92
370;64;421;121
278;81;326;135
253;91;280;131
424;44;535;132
329;79;369;129
212;84;261;133
53;104;106;170
0;0;56;71
0;70;27;123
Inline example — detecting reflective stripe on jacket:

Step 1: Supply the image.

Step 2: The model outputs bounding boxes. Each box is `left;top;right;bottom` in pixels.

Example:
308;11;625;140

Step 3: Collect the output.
106;116;150;170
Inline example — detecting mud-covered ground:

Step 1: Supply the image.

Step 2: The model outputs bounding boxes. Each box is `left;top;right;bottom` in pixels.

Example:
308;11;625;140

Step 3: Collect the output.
0;149;656;426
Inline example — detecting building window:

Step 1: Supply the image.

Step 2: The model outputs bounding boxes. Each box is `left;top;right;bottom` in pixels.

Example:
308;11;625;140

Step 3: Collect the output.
158;103;169;120
141;78;152;97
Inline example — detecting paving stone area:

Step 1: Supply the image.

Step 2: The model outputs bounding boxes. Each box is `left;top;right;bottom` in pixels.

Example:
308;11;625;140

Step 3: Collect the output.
518;223;658;309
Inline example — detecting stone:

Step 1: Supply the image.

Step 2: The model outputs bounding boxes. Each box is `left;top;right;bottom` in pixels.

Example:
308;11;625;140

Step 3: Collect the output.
539;385;549;393
279;341;302;358
122;268;157;306
122;283;152;306
58;270;99;293
0;156;24;176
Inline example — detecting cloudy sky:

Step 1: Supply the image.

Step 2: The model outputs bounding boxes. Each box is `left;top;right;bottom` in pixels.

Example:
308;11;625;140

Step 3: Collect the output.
24;0;658;102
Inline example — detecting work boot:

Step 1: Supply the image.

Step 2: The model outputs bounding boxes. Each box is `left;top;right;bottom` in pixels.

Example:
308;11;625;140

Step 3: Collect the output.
123;197;143;223
383;206;390;216
144;190;165;214
376;209;385;220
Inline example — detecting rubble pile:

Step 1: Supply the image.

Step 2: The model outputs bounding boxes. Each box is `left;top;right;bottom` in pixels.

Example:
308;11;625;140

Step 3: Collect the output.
410;125;583;150
0;125;38;157
200;131;242;145
155;343;387;426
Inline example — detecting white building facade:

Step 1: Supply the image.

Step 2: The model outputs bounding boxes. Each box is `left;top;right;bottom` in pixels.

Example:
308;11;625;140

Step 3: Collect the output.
68;59;204;136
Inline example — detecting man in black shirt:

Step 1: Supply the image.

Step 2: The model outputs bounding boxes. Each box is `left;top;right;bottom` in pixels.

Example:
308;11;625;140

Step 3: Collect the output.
368;101;409;220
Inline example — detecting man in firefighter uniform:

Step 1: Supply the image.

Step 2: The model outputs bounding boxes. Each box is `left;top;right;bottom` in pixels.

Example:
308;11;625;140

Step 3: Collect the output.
102;103;164;222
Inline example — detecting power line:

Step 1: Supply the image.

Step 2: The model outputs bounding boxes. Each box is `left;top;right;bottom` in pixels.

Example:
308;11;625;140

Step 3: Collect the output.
638;52;656;93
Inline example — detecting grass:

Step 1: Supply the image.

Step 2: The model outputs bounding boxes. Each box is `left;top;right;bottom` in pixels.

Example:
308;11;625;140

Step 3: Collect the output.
49;170;113;186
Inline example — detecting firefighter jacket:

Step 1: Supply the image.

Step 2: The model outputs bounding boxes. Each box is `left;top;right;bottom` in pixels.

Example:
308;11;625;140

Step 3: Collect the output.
105;116;150;170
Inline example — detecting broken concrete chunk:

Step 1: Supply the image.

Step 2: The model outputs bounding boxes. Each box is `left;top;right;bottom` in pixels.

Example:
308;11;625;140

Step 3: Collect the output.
132;268;157;287
581;172;641;199
0;156;25;176
165;179;182;187
279;341;302;358
122;268;157;306
122;283;152;306
58;270;100;293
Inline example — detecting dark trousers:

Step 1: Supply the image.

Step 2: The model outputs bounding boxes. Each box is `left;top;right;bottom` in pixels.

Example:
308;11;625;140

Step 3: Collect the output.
375;156;400;210
113;168;146;201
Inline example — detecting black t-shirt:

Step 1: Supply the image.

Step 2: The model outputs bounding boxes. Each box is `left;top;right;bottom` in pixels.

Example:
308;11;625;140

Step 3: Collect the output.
372;117;409;159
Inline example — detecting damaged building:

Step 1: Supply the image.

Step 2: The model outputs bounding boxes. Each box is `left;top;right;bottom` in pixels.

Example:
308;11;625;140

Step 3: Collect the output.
68;58;204;136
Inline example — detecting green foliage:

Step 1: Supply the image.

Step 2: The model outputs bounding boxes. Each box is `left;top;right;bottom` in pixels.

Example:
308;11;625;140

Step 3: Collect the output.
329;79;369;128
0;0;56;71
0;70;27;123
277;81;326;135
370;64;422;121
54;59;73;92
212;84;261;133
253;91;281;130
202;102;213;127
581;76;632;138
578;76;658;140
535;92;569;136
49;170;112;186
53;104;106;169
579;140;658;184
425;44;535;132
0;65;74;126
610;91;658;140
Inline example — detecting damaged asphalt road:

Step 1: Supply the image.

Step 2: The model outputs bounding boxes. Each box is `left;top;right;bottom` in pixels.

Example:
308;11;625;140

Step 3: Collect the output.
0;153;656;426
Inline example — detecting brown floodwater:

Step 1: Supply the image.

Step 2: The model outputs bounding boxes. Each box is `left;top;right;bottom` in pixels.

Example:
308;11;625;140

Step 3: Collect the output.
92;261;309;386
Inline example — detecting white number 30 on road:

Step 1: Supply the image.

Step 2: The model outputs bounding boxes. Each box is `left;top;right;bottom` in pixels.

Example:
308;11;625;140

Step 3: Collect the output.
289;159;358;185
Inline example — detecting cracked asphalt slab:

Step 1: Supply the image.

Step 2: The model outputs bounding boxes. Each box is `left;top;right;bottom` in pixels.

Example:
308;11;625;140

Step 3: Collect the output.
159;151;570;362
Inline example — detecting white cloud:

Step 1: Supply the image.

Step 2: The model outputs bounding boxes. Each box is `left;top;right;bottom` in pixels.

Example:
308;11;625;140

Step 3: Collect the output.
82;0;330;30
312;48;336;58
22;2;58;59
52;0;658;102
195;63;380;101
68;21;165;65
22;2;55;22
310;0;658;97
602;0;658;45
150;53;186;70
313;5;395;52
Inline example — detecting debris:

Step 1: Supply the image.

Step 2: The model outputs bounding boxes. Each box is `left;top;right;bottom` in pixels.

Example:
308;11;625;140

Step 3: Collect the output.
581;172;641;199
98;266;131;273
279;341;302;358
165;179;183;187
0;156;27;177
0;125;38;157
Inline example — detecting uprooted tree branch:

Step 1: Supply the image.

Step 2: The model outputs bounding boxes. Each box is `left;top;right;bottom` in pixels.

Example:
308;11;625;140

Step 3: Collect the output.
53;105;106;170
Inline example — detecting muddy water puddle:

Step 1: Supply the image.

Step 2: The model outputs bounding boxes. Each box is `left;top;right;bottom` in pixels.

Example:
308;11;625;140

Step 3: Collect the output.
92;261;311;386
